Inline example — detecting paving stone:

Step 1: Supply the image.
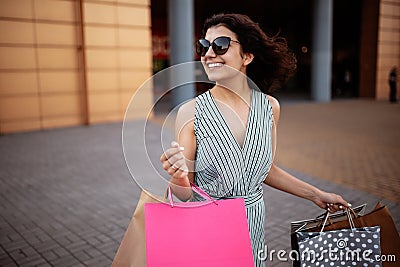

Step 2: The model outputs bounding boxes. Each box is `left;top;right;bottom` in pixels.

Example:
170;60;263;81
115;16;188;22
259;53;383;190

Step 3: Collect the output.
53;236;73;247
2;261;19;267
32;240;60;254
71;250;92;262
0;253;17;265
40;250;58;262
9;248;29;261
49;255;81;267
52;247;70;258
3;240;30;254
95;242;119;258
83;236;102;247
82;256;111;267
83;247;103;258
16;255;45;266
22;234;44;247
65;241;89;254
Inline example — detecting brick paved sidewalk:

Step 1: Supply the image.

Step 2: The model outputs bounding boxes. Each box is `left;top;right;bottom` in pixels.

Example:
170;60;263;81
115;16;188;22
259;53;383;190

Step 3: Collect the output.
276;99;400;203
0;101;399;266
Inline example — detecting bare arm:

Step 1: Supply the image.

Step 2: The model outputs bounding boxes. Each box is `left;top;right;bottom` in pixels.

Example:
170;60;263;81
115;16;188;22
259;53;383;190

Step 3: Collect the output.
264;164;349;211
264;96;350;212
160;100;197;201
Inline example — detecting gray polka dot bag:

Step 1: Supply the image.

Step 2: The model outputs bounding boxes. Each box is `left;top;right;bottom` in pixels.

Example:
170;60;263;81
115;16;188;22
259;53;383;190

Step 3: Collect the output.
296;209;382;267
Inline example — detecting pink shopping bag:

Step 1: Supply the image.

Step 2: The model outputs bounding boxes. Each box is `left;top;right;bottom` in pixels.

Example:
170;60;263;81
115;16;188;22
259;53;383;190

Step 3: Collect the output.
144;185;254;267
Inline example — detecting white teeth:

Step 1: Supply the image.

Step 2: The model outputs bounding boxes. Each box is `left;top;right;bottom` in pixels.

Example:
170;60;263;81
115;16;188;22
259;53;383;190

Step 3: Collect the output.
207;63;223;68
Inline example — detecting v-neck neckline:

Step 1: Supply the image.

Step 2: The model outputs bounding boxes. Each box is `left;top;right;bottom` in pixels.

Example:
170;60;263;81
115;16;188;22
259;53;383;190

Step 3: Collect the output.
208;89;254;151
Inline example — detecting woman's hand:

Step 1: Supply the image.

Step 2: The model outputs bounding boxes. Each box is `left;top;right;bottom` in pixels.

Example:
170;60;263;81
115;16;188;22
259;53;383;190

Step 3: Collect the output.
160;141;189;180
160;141;192;201
312;190;351;213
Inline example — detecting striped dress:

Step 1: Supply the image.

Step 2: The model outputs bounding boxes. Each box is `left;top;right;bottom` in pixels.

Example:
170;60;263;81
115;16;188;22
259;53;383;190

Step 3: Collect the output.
193;89;274;267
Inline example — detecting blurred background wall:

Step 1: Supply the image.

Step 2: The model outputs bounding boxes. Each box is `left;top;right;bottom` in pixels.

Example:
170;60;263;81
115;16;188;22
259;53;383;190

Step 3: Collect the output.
376;0;400;99
0;0;399;134
0;0;152;134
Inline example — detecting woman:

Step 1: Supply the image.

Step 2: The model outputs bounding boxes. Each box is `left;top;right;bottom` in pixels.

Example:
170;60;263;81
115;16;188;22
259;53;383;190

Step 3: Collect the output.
160;13;350;266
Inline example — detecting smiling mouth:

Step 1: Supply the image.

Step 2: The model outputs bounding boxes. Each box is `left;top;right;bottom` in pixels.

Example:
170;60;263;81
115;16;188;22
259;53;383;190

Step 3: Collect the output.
207;62;224;69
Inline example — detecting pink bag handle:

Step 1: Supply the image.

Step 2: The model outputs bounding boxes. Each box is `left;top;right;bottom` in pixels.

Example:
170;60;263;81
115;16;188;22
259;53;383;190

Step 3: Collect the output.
167;182;217;207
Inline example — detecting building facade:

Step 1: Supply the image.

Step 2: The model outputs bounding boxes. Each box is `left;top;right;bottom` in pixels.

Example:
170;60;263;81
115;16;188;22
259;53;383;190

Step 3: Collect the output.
0;0;152;134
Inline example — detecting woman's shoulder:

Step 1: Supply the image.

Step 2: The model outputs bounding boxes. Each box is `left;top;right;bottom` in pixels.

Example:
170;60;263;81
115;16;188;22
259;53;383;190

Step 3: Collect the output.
177;98;196;118
178;90;211;114
266;95;280;124
256;90;280;109
176;97;198;129
266;95;280;110
175;99;196;137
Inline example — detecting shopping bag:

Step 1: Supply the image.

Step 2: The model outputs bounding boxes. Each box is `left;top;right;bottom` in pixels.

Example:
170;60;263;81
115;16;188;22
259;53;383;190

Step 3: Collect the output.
112;190;165;267
297;226;381;266
296;209;382;267
295;202;400;267
321;203;400;267
290;204;367;267
144;184;254;267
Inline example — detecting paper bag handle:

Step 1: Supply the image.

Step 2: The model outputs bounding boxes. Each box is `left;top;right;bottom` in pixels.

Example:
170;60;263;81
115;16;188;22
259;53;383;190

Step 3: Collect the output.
320;207;359;234
167;182;217;207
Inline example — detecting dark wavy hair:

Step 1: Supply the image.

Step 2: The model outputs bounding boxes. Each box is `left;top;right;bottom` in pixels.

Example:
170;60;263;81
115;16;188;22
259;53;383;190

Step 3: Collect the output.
202;13;297;94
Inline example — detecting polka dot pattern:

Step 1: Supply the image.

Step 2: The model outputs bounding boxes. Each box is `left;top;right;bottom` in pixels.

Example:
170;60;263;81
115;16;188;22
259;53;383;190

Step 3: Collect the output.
296;226;381;267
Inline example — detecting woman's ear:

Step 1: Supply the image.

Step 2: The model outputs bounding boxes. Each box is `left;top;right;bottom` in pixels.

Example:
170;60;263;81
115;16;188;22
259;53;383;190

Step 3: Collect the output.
243;53;254;66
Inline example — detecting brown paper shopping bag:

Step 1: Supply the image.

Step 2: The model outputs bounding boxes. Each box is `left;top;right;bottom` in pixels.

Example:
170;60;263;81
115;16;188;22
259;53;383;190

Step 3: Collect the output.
112;191;164;267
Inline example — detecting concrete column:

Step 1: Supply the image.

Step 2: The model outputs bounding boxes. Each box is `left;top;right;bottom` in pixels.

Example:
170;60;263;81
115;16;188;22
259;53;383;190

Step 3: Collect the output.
168;0;195;108
311;0;333;102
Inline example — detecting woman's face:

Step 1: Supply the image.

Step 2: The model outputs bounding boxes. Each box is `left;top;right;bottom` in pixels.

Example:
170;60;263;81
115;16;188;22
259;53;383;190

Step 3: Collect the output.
201;25;251;83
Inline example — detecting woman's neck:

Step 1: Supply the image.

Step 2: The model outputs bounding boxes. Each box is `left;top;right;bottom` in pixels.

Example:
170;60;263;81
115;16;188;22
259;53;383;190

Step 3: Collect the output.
212;71;252;104
211;84;252;107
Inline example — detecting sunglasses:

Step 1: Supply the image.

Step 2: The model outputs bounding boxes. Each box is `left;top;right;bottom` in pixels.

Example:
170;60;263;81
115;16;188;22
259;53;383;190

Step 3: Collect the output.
196;36;240;57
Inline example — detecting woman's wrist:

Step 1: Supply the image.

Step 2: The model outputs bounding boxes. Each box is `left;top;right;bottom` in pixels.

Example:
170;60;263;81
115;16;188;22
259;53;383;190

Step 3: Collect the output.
304;186;323;203
169;176;193;201
170;175;190;187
